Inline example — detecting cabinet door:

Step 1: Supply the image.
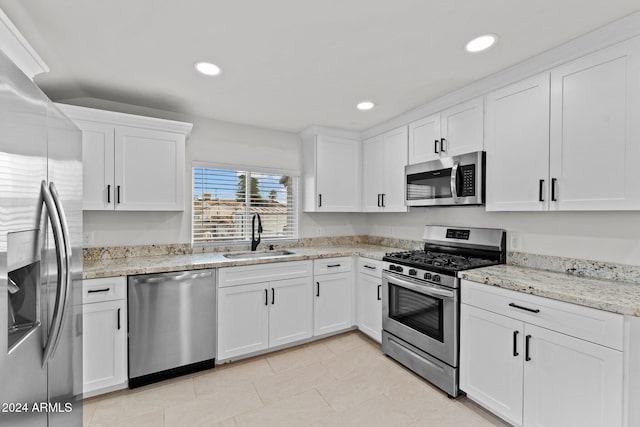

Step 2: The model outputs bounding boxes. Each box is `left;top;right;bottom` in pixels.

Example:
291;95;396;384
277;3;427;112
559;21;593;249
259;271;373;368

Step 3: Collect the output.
357;272;382;343
523;324;623;427
362;134;384;212
460;304;524;427
315;134;361;211
76;120;115;210
314;273;353;336
381;126;408;212
82;300;126;394
114;126;185;211
550;37;640;210
440;97;484;157
485;74;551;211
269;277;313;348
218;283;269;360
408;113;440;164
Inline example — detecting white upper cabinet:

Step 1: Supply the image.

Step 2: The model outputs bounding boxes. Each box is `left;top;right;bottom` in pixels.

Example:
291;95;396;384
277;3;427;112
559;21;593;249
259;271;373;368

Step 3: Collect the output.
486;36;640;211
362;126;408;212
78;121;116;210
549;36;640;210
56;104;192;211
301;129;361;212
408;113;441;164
485;74;551;211
408;97;483;165
114;126;185;210
440;97;484;157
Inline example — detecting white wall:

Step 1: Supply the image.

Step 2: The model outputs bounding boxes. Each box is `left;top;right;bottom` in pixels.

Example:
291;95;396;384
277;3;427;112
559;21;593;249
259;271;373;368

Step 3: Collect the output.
367;208;640;266
73;98;365;246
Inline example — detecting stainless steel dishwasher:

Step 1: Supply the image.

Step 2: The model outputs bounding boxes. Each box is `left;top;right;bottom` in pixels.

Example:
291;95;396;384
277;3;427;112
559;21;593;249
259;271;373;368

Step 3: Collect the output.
128;269;216;388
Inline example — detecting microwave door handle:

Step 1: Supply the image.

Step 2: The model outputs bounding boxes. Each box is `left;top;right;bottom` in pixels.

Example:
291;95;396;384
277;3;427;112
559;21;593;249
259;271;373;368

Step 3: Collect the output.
450;161;460;203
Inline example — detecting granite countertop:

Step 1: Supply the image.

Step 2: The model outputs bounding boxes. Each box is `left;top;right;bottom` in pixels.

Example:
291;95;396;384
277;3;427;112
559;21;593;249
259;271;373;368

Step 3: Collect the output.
83;244;398;279
460;264;640;317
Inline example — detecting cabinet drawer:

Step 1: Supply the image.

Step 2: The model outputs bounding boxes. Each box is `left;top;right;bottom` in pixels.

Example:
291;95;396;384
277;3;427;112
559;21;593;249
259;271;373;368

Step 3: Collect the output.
461;279;623;350
314;257;352;275
83;277;126;304
219;260;312;287
357;258;382;278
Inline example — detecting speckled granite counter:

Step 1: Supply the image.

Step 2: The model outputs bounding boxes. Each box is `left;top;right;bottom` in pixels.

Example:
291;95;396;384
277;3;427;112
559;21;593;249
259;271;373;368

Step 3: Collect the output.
83;245;398;279
460;264;640;317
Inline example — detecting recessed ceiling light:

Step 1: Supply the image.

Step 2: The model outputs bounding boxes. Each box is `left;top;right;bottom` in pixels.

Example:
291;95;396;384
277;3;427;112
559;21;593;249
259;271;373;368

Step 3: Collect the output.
465;34;497;53
357;101;375;111
194;62;221;76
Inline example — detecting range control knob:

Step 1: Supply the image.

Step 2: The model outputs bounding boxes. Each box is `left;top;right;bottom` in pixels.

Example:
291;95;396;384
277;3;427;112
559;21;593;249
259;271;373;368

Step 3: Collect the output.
432;275;441;283
396;266;404;273
423;272;432;280
409;269;417;276
389;265;397;271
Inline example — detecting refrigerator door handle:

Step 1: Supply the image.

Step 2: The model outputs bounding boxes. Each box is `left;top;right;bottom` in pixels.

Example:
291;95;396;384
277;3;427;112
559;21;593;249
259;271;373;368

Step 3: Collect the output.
48;182;73;358
41;181;68;367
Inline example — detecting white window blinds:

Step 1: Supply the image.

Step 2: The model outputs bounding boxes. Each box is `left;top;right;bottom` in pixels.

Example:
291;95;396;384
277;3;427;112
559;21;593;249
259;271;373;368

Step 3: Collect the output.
193;167;298;244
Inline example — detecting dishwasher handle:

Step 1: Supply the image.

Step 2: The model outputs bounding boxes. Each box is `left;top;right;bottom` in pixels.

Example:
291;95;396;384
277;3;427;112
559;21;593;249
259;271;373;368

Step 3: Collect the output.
131;270;213;285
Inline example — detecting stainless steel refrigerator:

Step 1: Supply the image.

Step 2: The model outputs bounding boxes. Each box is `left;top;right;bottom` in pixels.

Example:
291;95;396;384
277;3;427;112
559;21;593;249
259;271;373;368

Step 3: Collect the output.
0;49;83;426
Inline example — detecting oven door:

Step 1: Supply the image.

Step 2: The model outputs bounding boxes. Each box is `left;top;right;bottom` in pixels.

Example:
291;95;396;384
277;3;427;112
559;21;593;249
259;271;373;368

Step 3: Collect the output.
382;271;458;366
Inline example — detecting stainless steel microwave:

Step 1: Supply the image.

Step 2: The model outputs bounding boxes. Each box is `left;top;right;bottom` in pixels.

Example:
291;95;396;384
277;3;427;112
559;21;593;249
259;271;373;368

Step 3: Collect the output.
405;151;485;207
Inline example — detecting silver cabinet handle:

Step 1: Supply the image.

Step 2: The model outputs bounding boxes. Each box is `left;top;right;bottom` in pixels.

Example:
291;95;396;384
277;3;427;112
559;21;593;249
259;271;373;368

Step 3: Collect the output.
88;288;110;294
327;264;341;268
363;265;376;270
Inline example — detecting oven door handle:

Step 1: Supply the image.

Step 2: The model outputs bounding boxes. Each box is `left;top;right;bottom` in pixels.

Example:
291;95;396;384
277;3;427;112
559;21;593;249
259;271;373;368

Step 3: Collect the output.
384;273;454;299
450;161;460;203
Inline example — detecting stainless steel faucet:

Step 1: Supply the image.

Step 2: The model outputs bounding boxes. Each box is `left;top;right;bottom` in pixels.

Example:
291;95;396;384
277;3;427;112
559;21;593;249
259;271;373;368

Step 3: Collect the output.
251;213;263;251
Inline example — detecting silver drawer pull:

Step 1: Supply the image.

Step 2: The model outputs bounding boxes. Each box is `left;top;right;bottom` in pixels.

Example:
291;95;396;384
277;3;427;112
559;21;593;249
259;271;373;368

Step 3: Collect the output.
327;264;341;268
87;288;110;294
363;265;376;270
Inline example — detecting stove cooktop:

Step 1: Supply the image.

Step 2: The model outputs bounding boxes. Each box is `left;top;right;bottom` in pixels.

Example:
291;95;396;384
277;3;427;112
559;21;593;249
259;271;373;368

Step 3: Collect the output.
383;250;500;274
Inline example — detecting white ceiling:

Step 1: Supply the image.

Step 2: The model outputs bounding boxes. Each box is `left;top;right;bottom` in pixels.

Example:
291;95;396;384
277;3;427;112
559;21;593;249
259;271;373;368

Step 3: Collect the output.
1;1;639;132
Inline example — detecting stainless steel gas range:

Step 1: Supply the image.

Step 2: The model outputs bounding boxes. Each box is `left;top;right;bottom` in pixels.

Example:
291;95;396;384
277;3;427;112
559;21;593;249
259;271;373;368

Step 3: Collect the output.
381;226;506;397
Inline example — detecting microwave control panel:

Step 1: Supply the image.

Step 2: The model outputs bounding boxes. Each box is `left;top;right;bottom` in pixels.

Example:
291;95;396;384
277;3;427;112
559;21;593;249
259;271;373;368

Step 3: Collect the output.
459;165;476;197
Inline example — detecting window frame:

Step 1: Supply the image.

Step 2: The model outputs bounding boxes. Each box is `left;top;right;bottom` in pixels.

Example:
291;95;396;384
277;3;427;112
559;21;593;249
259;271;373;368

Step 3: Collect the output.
191;162;300;246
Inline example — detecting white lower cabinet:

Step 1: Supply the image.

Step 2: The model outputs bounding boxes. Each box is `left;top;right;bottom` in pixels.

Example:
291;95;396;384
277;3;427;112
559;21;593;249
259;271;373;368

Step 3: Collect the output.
82;277;127;397
460;280;624;427
460;305;523;425
356;258;382;342
217;261;313;361
522;324;623;427
217;282;270;359
313;257;353;336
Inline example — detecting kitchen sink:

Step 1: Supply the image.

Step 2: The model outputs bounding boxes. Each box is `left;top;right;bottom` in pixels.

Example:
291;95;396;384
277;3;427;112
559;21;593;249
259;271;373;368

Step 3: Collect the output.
223;250;296;260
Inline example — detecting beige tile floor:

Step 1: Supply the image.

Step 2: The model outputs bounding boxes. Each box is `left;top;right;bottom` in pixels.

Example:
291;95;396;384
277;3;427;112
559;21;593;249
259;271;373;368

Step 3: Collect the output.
83;331;510;427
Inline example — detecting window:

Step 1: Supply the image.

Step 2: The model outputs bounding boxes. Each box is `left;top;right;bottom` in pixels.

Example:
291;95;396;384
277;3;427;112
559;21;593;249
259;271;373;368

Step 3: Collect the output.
192;166;298;244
